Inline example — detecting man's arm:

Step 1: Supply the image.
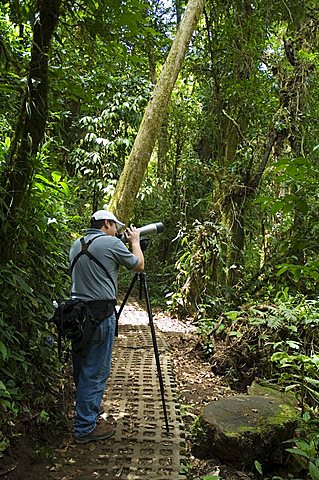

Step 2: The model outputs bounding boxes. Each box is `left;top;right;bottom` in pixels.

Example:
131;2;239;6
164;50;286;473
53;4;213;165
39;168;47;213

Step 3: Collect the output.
125;226;144;272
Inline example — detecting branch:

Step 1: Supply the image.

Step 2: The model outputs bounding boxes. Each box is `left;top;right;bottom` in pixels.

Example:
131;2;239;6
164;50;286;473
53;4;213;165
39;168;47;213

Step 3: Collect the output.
221;109;249;145
0;462;18;477
250;130;278;191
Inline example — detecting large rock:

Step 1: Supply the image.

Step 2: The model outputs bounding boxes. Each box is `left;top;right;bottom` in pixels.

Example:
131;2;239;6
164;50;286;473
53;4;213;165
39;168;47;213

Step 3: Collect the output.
192;394;299;469
248;381;298;406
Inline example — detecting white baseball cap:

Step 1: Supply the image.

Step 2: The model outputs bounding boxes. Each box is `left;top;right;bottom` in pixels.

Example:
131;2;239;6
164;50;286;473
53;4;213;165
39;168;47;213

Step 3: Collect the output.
91;210;125;227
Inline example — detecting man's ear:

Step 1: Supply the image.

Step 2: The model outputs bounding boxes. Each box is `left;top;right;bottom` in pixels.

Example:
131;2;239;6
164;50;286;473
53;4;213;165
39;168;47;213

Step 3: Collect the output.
104;220;109;229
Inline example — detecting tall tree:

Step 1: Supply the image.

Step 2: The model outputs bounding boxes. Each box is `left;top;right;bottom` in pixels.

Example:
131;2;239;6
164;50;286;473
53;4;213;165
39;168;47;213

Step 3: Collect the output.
109;0;205;224
0;0;61;263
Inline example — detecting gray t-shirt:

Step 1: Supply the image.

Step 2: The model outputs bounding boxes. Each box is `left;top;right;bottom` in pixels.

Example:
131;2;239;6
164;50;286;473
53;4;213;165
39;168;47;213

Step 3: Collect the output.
69;228;138;301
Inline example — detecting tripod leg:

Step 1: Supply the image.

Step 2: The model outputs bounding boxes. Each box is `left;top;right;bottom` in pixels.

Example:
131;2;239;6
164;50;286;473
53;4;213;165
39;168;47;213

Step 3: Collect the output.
117;273;139;320
140;273;170;433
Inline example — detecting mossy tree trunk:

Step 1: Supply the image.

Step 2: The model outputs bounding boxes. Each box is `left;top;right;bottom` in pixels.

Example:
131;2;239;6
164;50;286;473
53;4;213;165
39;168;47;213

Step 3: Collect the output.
109;0;205;224
0;0;61;263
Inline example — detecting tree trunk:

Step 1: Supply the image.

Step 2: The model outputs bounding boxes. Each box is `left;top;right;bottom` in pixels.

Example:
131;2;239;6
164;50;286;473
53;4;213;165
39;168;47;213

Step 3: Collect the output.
157;115;170;179
109;0;204;224
0;0;60;262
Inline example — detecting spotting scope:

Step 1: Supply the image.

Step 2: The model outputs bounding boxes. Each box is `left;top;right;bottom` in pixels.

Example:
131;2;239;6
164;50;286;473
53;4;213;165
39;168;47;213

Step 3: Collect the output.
119;222;164;241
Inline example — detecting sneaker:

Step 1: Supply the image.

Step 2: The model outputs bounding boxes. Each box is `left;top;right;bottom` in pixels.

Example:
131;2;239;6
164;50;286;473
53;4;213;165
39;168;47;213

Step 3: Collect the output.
75;420;114;444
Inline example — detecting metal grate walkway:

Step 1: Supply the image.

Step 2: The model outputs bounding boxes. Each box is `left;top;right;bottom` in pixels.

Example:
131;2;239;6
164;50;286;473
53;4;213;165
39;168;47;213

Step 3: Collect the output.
99;305;186;479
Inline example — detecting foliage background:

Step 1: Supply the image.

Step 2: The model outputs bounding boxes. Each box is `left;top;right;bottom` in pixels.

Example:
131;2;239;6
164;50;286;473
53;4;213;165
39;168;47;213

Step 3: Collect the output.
1;1;319;478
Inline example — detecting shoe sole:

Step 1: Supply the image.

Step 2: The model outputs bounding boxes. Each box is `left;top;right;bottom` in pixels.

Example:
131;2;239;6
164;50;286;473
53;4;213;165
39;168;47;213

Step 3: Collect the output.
74;429;114;445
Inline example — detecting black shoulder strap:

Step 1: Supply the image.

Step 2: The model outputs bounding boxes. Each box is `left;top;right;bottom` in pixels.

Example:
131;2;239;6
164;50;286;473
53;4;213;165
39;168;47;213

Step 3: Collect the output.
70;235;116;290
70;235;102;274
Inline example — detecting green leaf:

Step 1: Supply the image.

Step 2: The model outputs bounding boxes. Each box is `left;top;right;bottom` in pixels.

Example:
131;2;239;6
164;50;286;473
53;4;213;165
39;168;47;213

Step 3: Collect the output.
309;462;319;480
285;384;300;392
51;171;62;182
303;411;311;422
34;174;54;187
270;199;286;214
254;460;263;474
303;386;319;398
0;380;7;391
271;352;287;362
14;275;33;294
286;447;309;459
224;310;242;321
0;437;10;453
305;377;319;386
0;381;10;398
0;341;7;360
59;181;70;196
0;84;16;92
286;341;301;350
34;182;46;191
229;331;243;337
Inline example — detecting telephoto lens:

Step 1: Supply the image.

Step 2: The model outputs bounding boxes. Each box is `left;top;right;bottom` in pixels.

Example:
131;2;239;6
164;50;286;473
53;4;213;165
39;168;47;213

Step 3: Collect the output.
119;222;164;241
137;222;164;237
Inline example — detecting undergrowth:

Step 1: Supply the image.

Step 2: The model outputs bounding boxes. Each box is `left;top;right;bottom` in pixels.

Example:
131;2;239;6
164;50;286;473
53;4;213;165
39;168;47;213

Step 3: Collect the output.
191;288;319;480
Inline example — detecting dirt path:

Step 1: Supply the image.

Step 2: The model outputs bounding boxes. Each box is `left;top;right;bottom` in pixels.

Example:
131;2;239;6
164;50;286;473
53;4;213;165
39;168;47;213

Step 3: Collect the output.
45;303;190;480
3;301;232;480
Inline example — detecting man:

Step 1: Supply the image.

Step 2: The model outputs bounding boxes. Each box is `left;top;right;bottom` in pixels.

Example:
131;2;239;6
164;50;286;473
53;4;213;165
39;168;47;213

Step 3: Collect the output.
69;209;144;444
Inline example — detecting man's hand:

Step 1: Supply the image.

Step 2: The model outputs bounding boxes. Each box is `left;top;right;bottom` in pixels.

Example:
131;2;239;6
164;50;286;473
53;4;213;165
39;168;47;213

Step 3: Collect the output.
125;226;144;272
124;226;140;246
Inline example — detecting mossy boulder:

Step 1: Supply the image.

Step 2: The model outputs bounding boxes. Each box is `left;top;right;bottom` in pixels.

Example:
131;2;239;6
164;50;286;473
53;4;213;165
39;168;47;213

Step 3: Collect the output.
192;394;299;469
248;381;298;406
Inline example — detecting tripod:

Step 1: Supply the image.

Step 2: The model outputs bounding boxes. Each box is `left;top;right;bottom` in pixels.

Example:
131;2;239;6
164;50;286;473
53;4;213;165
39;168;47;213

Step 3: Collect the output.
116;271;170;433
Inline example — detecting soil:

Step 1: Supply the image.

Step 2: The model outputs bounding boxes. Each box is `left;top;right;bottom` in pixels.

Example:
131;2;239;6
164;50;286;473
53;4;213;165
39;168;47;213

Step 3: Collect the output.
1;306;257;480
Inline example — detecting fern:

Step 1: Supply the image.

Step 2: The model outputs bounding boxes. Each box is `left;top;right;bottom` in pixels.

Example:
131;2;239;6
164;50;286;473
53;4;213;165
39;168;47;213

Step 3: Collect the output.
267;315;284;330
278;304;297;322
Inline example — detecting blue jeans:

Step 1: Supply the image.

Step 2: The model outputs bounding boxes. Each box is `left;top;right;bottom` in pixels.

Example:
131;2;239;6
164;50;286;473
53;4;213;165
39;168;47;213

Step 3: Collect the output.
72;313;116;438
